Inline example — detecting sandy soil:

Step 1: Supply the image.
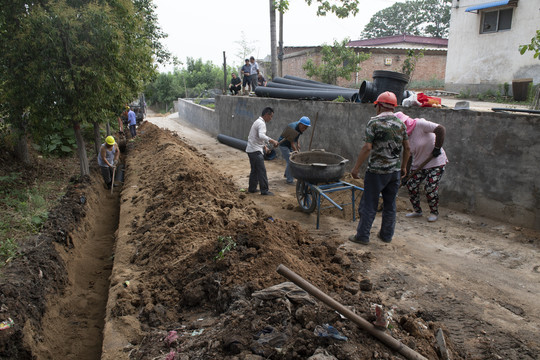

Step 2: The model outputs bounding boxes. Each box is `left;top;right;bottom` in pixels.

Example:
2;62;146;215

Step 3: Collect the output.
140;112;540;359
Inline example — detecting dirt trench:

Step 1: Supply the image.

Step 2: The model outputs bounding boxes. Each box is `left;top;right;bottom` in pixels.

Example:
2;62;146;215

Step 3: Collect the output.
32;177;119;359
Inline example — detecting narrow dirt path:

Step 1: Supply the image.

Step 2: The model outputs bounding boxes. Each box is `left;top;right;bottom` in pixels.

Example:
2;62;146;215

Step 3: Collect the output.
148;113;539;359
34;180;118;360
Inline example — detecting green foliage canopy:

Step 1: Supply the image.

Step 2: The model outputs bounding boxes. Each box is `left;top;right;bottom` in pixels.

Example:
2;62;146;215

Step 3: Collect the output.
0;0;169;173
361;0;451;39
302;38;370;85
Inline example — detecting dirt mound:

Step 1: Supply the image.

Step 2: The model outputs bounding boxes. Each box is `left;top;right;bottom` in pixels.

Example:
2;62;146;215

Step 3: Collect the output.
103;122;450;359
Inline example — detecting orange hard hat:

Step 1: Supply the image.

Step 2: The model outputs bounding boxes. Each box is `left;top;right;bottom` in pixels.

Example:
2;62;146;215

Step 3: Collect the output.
374;91;398;107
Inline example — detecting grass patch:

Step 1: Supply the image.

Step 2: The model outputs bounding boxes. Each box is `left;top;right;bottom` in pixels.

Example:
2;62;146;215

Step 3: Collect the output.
408;78;445;90
0;238;18;268
0;172;62;242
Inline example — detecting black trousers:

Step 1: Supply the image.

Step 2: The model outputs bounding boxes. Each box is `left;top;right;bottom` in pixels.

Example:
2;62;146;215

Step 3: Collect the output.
229;85;241;95
247;151;269;194
100;166;113;188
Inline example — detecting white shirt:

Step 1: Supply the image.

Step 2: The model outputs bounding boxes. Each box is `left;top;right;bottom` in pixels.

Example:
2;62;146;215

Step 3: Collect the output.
246;117;270;154
249;61;259;75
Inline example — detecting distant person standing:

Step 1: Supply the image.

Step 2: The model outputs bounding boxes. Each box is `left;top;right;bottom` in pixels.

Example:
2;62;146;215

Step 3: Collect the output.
246;107;279;195
395;112;448;222
249;56;260;91
98;136;120;190
241;59;251;95
128;107;137;138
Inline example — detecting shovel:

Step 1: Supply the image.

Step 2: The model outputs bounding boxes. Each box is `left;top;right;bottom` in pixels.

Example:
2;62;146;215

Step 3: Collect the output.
110;165;116;195
401;155;433;187
275;126;300;147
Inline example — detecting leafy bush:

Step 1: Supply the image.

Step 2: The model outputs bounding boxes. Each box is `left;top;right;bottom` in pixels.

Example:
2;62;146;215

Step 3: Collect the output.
31;122;77;157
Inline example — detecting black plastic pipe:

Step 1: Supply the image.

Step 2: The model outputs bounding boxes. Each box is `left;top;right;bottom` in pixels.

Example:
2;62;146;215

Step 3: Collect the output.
217;134;246;151
272;76;351;91
255;86;359;102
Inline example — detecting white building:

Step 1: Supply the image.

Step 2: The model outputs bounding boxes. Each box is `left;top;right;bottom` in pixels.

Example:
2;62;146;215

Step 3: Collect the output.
445;0;540;94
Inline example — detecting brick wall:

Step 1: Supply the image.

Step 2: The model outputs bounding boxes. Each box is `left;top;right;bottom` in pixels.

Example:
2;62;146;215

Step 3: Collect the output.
281;47;446;87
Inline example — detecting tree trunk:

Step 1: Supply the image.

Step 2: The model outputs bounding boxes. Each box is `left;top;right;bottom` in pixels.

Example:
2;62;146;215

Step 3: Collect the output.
269;0;277;79
14;115;30;165
93;122;101;156
278;11;284;77
73;121;90;177
14;130;30;165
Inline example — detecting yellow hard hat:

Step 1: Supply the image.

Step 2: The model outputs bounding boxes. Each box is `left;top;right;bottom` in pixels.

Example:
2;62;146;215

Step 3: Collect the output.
105;136;115;145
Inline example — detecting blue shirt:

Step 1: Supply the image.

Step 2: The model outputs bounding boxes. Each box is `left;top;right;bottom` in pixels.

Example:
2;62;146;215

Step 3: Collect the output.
128;110;136;125
278;121;302;149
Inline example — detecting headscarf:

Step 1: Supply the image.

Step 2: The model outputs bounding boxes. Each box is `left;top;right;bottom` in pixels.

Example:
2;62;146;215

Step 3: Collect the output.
395;111;418;136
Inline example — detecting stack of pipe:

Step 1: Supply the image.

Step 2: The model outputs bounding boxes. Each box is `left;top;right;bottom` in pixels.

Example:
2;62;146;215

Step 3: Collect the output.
255;75;360;102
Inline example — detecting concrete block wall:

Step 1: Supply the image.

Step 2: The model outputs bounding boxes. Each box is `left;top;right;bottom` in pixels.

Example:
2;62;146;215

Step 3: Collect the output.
176;99;219;136
177;96;540;229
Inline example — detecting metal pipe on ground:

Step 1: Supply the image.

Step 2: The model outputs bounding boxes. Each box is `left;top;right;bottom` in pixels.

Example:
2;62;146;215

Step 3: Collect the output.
276;264;429;360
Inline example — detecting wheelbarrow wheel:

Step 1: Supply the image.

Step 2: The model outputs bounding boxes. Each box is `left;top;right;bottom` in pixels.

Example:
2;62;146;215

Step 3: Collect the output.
296;180;317;213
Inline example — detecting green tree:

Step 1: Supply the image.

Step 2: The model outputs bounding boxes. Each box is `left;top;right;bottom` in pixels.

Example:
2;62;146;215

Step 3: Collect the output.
361;0;451;39
235;31;256;66
302;38;370;85
519;29;540;59
269;0;361;79
0;0;169;176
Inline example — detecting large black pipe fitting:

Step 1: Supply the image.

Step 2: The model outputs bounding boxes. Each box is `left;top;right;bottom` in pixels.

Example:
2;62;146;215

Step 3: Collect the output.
359;70;409;105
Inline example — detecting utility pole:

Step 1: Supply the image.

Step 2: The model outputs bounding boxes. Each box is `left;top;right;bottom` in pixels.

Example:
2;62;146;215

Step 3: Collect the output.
278;11;284;77
223;51;227;94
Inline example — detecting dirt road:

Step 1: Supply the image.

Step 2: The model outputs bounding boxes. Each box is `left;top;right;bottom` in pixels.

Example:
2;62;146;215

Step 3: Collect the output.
148;113;539;359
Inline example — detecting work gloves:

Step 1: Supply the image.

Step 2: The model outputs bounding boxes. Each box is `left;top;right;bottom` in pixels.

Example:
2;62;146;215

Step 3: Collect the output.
432;147;441;158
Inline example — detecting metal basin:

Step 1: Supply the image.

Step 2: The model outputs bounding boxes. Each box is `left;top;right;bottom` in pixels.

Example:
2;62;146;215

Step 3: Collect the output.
289;150;348;184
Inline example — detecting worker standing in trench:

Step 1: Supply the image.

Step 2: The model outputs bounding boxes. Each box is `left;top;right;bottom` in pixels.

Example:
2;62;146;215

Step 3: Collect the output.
278;116;311;185
98;136;120;190
349;91;410;245
395;111;448;222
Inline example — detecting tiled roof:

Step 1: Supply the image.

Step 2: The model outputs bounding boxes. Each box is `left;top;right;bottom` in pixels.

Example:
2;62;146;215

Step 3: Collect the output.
348;34;448;47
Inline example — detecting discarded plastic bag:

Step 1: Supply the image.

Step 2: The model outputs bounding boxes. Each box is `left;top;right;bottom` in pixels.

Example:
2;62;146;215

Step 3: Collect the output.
313;324;348;341
402;92;421;107
416;93;442;108
0;318;14;331
252;282;315;304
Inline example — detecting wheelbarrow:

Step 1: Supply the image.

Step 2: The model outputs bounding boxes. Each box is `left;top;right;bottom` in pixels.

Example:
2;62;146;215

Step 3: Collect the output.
289;150;363;229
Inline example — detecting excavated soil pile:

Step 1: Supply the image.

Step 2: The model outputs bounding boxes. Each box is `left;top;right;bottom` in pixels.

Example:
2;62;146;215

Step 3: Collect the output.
102;122;455;359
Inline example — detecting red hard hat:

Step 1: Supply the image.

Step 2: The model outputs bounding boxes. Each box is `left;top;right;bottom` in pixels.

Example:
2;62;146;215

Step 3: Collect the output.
374;91;398;107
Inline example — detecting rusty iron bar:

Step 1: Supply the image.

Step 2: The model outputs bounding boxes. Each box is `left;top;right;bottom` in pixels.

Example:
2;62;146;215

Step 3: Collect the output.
277;264;429;360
